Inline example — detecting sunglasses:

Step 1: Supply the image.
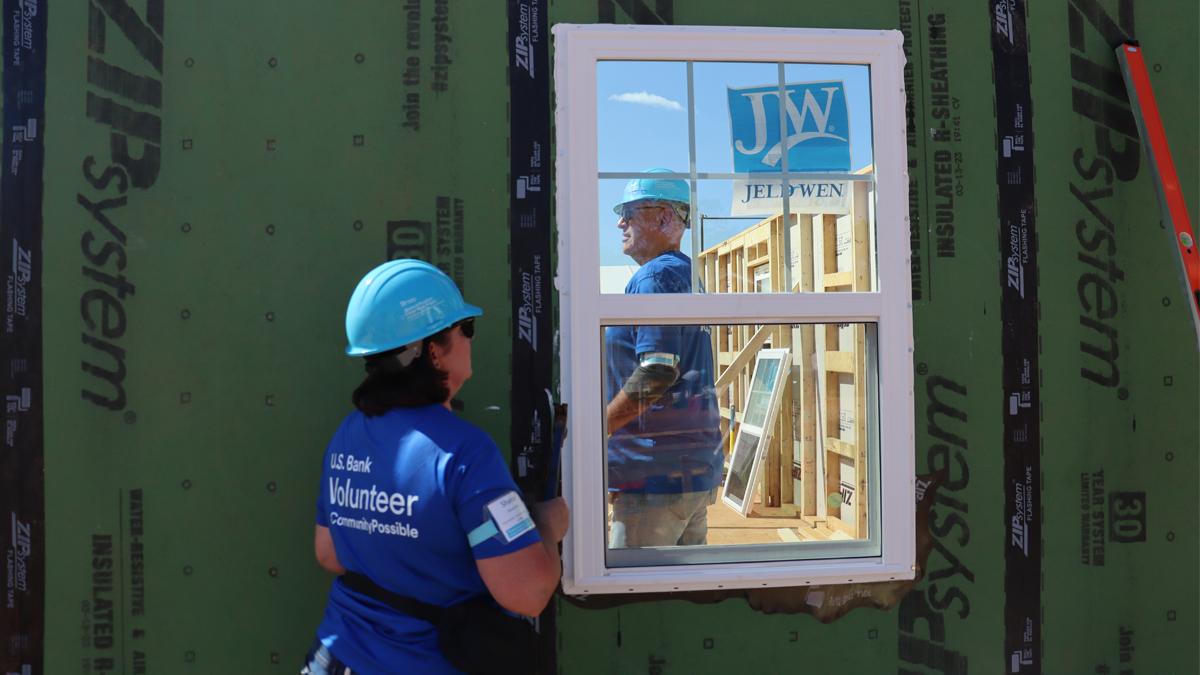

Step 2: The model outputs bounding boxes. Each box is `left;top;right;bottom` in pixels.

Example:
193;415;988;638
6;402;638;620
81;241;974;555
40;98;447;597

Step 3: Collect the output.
454;317;476;339
618;204;666;221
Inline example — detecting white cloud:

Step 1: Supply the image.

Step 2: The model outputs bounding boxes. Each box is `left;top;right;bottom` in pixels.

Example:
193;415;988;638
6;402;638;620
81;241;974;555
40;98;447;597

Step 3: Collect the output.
608;91;684;111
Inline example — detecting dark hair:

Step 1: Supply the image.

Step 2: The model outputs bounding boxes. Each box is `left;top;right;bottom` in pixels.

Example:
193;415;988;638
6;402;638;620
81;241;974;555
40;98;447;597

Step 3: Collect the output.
352;327;454;416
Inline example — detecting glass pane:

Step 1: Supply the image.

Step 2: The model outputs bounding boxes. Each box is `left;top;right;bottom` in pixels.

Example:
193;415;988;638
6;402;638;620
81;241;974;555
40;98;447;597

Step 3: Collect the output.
696;177;776;249
724;432;760;508
691;62;780;174
694;177;876;294
601;321;879;567
742;356;780;428
782;63;874;172
597;61;690;173
780;63;877;293
598;175;699;295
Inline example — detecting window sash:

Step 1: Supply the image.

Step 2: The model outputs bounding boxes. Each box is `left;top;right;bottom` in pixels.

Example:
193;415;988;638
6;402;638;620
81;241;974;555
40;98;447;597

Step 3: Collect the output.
588;292;884;324
554;23;915;594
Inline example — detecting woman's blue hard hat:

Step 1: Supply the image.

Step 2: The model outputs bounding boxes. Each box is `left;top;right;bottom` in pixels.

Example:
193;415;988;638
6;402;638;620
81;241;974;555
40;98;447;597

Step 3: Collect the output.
344;259;482;357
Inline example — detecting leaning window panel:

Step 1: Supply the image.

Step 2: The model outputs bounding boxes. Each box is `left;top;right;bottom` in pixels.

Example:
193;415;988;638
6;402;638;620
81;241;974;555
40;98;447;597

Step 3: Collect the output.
601;321;881;568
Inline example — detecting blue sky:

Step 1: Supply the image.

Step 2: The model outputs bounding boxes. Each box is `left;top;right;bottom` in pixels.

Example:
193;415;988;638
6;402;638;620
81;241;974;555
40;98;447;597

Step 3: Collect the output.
596;61;874;266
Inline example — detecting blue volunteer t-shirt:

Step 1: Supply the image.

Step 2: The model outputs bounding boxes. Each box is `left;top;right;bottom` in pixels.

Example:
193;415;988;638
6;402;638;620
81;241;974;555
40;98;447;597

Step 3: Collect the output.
314;404;540;675
605;251;724;493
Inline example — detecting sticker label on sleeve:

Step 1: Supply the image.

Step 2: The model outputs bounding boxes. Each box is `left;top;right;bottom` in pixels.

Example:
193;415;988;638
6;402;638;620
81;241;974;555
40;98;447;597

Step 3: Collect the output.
486;491;535;543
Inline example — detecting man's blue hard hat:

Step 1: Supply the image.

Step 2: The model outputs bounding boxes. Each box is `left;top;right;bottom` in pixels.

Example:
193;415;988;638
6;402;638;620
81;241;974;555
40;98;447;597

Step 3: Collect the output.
613;168;690;215
344;259;482;357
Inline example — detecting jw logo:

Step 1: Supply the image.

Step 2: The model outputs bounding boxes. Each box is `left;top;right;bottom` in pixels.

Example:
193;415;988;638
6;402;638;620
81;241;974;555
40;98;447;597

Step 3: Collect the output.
727;81;851;173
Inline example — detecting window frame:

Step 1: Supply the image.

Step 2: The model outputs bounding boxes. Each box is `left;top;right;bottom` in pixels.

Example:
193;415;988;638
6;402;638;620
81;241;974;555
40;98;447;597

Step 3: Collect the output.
553;23;915;595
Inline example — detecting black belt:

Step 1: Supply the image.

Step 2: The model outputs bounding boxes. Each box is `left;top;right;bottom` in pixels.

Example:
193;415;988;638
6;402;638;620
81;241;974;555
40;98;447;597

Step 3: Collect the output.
339;571;445;624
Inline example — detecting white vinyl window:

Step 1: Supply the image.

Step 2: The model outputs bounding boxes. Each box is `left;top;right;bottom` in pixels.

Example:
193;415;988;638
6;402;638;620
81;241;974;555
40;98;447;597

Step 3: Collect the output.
722;348;792;517
554;24;914;594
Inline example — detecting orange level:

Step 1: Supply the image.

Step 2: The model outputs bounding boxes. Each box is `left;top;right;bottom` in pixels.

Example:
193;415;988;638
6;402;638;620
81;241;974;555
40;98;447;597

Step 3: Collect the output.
1116;43;1200;335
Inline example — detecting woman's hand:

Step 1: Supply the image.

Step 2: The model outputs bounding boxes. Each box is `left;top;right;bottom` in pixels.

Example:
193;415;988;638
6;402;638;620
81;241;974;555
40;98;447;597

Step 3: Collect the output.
477;497;569;617
532;497;569;543
313;525;346;575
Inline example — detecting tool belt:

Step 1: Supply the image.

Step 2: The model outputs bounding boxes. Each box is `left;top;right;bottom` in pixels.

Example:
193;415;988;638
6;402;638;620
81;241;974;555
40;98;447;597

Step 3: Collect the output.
610;465;716;493
340;572;537;675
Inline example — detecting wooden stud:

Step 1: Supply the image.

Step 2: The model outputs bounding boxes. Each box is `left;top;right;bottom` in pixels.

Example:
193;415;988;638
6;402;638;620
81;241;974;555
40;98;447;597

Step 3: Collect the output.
764;216;783;508
798;214;817;518
822;213;842;523
851;181;872;537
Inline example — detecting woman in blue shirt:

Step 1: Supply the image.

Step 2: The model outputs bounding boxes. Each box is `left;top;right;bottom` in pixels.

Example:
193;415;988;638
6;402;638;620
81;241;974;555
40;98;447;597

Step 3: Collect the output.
302;260;568;675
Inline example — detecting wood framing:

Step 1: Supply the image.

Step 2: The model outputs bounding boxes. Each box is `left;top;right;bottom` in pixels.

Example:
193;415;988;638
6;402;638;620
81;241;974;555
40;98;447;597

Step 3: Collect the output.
697;179;874;537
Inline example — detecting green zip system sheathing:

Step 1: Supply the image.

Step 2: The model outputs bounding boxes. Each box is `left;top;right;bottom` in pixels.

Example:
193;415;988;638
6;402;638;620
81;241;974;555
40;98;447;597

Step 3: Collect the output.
0;0;1192;673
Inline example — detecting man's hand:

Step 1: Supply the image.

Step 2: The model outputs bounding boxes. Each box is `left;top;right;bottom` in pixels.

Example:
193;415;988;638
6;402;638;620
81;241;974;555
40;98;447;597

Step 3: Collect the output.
606;390;651;435
607;361;678;434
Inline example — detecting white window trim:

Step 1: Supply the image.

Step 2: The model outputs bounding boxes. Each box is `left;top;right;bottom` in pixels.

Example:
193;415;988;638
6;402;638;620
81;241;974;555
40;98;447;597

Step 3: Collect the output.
553;23;915;594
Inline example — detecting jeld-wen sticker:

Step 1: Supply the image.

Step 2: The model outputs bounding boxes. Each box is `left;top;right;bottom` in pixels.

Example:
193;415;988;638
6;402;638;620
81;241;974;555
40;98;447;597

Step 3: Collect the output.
486;491;536;543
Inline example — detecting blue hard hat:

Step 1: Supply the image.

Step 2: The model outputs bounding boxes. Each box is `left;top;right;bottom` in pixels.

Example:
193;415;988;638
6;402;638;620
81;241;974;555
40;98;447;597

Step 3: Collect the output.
613;168;690;216
344;259;482;357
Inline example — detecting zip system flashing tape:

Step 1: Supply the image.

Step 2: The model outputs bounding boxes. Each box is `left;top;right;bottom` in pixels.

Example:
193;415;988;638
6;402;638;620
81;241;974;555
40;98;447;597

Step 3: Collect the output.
0;0;48;672
991;1;1043;672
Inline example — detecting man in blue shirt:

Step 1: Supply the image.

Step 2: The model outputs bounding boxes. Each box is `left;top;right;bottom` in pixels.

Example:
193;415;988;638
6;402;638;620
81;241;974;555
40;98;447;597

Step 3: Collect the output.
605;169;724;548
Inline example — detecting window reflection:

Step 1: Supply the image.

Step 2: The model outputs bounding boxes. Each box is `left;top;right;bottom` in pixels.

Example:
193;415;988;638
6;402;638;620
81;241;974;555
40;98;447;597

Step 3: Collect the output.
599;172;697;294
692;62;780;174
603;322;878;563
604;317;722;549
597;61;690;173
696;175;876;296
595;58;883;567
597;57;878;296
